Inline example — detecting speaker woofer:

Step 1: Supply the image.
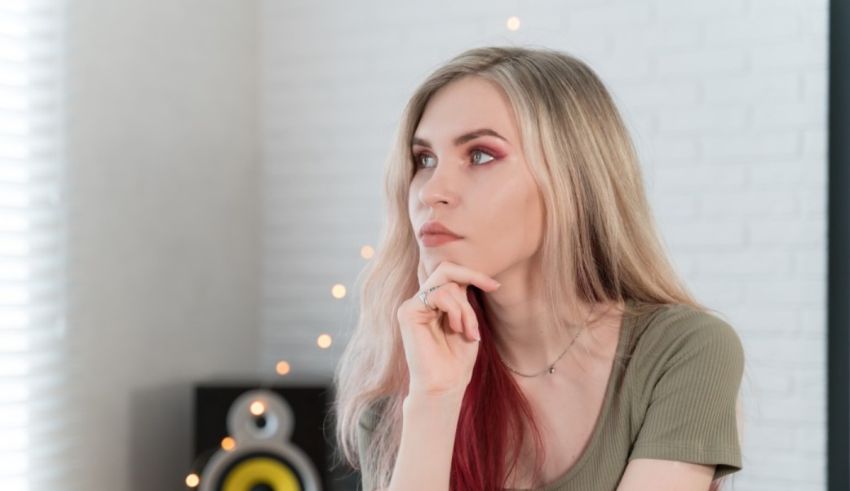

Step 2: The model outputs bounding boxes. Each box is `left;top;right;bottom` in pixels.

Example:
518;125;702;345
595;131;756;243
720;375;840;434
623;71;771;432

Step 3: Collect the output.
199;390;322;491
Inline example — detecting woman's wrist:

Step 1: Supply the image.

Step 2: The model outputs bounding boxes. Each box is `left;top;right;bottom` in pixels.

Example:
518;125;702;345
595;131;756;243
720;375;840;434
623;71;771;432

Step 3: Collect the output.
404;386;467;410
390;388;466;491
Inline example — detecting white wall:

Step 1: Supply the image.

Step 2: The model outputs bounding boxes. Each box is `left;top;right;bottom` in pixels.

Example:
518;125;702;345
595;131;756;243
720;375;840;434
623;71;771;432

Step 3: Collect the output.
65;2;260;490
260;0;828;490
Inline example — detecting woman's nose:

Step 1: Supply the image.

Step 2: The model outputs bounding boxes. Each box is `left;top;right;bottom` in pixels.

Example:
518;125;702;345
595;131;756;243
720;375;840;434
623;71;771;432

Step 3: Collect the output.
418;159;460;207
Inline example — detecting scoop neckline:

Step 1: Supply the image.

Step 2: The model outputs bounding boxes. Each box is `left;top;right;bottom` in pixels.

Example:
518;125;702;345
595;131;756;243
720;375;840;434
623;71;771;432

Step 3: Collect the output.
504;297;636;491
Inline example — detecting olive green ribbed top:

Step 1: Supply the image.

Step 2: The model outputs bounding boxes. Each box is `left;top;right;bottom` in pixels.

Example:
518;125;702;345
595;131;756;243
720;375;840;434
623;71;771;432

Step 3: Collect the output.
356;300;745;491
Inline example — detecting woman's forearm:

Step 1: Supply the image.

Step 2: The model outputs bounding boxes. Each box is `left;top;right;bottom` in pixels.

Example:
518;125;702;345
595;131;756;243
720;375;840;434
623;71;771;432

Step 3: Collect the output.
387;390;465;491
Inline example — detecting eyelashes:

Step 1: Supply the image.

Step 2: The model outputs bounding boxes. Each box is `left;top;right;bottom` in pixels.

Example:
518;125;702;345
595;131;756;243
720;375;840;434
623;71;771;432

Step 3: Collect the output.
412;147;497;170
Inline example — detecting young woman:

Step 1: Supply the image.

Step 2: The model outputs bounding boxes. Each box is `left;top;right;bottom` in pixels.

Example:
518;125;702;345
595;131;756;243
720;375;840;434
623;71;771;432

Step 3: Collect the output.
332;46;745;491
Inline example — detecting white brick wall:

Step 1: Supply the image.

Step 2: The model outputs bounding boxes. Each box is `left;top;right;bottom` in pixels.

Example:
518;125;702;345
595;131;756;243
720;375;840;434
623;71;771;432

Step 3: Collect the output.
260;0;829;488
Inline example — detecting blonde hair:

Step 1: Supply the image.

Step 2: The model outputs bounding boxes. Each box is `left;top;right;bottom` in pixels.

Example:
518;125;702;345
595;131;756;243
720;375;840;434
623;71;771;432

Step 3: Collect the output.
330;45;738;490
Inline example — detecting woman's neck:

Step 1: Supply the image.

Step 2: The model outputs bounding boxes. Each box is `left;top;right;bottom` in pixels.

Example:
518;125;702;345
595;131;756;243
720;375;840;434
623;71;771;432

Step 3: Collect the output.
485;287;623;377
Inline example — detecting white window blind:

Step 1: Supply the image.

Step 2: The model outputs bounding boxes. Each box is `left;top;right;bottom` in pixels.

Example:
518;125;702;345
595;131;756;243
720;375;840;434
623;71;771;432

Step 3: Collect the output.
0;1;68;490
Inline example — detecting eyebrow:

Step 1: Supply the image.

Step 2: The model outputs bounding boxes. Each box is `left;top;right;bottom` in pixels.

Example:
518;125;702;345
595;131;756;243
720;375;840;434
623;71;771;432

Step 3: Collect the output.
411;128;508;148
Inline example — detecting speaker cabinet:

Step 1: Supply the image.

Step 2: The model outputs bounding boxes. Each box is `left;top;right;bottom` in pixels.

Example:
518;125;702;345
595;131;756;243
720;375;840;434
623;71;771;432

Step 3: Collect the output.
191;383;359;491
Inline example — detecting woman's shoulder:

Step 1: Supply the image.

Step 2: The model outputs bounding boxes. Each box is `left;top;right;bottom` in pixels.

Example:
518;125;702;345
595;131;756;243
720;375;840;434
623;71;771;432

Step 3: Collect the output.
359;406;378;432
358;396;390;432
625;301;745;374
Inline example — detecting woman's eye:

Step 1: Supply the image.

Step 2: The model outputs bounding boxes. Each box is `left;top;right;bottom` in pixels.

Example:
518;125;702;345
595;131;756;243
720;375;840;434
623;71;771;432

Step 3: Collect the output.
414;153;436;169
413;148;496;169
470;149;495;166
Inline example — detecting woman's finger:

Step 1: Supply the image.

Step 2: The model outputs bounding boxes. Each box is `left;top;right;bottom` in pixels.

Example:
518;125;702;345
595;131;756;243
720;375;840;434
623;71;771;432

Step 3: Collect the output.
443;284;480;341
430;287;464;335
422;261;500;294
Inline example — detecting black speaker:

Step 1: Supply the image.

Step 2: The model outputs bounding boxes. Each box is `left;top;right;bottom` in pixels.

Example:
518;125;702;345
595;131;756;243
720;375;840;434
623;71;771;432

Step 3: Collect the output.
191;382;359;491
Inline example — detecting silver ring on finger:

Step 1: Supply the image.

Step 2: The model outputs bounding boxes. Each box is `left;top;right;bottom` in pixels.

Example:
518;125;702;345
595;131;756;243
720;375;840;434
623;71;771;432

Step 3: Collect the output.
417;284;443;311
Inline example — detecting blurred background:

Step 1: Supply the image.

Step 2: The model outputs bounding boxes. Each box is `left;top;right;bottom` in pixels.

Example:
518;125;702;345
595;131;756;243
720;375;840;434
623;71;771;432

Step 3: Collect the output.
1;0;835;490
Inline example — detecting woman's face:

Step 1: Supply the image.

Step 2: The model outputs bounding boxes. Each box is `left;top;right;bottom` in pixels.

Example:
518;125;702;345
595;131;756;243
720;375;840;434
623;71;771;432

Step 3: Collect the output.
408;75;545;280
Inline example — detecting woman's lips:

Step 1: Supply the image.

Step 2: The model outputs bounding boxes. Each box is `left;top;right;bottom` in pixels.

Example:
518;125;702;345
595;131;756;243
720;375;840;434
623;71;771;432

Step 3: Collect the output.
421;233;462;247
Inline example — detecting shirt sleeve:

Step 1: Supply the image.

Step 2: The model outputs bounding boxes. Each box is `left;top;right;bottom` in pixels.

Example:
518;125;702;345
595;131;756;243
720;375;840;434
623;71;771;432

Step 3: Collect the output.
356;407;378;491
627;312;745;480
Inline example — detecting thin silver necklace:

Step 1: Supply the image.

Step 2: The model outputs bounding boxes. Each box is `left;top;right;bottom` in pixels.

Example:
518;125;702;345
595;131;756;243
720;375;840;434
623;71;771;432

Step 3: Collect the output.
499;308;594;378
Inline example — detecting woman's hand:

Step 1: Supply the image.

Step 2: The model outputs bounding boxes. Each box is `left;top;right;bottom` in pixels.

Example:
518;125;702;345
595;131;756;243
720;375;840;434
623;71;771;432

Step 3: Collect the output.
396;260;501;399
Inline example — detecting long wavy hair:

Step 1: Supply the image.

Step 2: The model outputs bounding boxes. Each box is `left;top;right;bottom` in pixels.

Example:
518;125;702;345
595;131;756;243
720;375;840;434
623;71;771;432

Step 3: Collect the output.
331;45;741;491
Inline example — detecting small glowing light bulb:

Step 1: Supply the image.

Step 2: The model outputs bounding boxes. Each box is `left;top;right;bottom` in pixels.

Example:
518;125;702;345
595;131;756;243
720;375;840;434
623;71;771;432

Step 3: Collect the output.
507;16;521;31
360;245;375;259
221;436;236;451
317;334;332;349
332;284;346;298
185;473;200;487
250;401;266;416
275;360;291;375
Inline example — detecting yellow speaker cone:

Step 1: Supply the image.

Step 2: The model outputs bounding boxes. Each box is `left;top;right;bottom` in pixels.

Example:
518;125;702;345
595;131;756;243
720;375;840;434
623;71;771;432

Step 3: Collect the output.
221;456;302;491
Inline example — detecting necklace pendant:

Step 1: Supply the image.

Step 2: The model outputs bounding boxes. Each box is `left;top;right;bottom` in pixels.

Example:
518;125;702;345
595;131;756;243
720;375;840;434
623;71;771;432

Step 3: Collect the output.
549;366;555;374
